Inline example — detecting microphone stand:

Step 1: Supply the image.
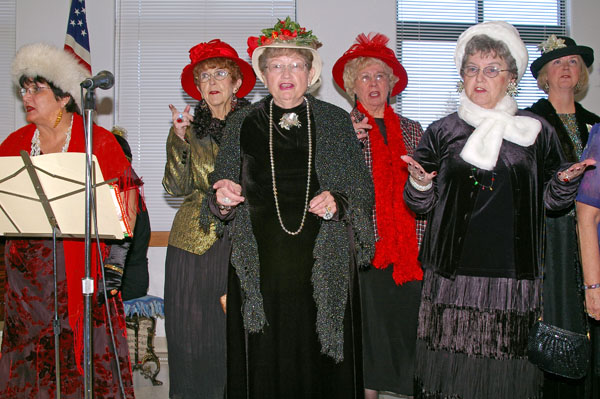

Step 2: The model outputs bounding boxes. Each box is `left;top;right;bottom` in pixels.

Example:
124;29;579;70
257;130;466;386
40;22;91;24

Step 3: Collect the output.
82;87;96;399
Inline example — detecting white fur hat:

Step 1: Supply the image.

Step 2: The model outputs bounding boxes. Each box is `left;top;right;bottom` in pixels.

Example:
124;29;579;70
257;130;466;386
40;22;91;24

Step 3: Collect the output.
454;21;528;82
12;43;91;110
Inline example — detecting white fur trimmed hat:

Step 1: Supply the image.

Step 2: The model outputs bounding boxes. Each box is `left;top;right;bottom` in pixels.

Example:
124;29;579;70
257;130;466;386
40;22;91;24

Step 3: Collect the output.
12;43;91;110
454;21;528;82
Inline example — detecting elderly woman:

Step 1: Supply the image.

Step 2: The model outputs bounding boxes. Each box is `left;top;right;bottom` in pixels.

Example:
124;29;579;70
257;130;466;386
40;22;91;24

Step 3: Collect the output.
202;17;374;398
332;32;424;398
162;39;255;398
527;35;600;398
402;22;593;399
0;43;136;397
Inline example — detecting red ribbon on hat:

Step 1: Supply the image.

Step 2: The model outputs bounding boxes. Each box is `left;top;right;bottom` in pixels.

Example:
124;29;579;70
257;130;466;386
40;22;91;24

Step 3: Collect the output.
190;39;237;63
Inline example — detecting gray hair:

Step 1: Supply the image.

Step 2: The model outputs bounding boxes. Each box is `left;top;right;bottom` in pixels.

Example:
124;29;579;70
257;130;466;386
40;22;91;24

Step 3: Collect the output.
460;34;518;80
258;47;313;73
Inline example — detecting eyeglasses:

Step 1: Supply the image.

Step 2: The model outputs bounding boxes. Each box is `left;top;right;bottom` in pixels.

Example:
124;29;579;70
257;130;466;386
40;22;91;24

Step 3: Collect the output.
462;65;509;78
266;62;308;74
19;86;50;97
357;73;387;84
196;70;230;83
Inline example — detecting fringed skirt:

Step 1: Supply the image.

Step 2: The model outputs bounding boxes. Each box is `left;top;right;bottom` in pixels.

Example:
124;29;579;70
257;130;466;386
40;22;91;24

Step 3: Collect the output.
414;269;543;399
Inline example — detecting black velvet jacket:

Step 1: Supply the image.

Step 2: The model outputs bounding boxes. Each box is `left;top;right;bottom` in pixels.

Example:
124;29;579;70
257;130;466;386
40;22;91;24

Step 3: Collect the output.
527;98;600;162
404;111;579;280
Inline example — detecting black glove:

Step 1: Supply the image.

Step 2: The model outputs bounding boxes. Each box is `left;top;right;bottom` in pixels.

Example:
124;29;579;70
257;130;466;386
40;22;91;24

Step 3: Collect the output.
97;264;124;305
97;239;130;305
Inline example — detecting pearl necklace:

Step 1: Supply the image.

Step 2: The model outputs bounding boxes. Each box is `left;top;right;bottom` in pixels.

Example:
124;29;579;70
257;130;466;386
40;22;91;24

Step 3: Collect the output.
30;115;73;156
269;97;312;235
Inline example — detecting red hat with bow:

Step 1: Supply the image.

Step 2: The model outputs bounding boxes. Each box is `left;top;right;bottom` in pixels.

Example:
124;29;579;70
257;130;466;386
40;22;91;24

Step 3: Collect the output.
332;33;408;96
181;39;256;101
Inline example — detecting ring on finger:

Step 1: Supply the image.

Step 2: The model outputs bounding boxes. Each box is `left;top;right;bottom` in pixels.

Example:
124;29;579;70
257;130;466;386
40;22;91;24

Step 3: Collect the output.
323;205;333;221
177;113;184;123
223;196;231;204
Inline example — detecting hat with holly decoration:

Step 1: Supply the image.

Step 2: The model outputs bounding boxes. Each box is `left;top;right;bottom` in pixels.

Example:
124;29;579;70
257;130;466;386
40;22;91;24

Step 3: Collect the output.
247;17;322;89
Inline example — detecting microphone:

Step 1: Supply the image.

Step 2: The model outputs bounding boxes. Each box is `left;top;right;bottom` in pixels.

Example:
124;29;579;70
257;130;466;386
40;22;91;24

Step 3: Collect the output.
80;70;114;90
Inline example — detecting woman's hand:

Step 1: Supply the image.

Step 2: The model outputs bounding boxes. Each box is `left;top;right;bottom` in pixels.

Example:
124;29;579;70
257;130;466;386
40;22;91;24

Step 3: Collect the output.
169;104;192;141
401;155;437;186
585;289;600;321
220;294;227;314
352;115;372;141
309;191;337;220
557;158;596;182
213;179;245;212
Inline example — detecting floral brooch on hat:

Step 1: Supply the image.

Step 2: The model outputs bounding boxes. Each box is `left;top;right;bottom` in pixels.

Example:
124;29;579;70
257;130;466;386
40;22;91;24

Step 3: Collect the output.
247;16;322;57
538;35;567;54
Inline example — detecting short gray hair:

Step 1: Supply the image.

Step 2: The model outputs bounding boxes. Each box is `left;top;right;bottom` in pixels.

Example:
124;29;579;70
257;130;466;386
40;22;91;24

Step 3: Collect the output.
460;34;518;80
258;47;313;74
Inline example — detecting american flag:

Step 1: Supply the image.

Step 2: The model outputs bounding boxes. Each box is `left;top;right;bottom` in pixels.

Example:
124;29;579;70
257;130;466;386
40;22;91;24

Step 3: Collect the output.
64;0;92;73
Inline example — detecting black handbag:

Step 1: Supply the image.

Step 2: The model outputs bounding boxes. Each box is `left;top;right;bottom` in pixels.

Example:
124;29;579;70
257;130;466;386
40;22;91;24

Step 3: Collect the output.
527;218;592;380
527;319;590;379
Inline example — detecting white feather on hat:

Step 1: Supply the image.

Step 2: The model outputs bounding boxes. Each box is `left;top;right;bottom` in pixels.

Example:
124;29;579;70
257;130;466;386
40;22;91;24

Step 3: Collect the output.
12;43;91;110
454;21;528;82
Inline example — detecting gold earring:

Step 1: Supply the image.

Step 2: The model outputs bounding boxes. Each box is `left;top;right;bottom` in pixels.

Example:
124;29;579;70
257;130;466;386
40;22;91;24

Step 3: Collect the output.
53;109;63;128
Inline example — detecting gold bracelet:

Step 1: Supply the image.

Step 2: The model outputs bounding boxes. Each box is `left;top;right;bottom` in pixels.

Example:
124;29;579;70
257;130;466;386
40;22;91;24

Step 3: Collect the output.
105;264;124;275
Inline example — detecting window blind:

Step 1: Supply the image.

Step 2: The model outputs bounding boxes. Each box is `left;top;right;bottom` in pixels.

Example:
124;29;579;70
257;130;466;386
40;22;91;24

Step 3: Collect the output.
396;0;567;128
114;0;295;231
0;2;16;139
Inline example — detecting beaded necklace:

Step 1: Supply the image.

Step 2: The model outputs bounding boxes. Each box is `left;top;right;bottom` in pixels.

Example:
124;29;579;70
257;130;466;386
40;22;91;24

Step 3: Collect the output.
469;167;496;191
269;97;312;235
30;115;73;156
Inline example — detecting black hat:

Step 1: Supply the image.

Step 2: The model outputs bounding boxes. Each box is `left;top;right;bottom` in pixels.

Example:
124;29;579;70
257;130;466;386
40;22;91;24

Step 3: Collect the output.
530;35;594;79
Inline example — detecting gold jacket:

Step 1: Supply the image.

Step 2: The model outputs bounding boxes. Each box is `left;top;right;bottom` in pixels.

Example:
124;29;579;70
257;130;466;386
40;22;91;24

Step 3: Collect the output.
163;126;219;255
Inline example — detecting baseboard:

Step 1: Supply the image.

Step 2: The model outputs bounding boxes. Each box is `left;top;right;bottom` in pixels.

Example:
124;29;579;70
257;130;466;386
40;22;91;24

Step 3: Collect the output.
155;336;168;357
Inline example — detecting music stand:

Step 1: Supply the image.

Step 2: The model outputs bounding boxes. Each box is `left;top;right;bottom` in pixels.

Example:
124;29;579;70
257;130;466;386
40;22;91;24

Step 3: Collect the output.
0;150;128;398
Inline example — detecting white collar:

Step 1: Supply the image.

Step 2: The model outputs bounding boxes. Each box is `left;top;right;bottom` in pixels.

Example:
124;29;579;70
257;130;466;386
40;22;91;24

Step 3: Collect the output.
458;92;541;170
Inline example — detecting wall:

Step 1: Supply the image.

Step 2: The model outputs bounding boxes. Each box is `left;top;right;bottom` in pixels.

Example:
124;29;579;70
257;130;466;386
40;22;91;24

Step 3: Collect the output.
9;0;600;342
570;0;600;111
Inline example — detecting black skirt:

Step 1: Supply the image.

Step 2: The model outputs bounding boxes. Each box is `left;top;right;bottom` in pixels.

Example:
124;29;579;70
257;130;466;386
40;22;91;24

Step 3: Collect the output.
164;236;230;399
415;270;543;399
359;265;421;395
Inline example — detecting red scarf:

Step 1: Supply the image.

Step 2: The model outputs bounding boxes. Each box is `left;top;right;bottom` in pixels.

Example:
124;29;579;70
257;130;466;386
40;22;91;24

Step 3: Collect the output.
0;113;131;374
358;102;422;284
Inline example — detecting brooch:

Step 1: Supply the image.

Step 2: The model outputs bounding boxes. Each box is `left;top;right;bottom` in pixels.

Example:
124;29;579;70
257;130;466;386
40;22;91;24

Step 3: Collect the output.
279;112;301;130
538;35;566;53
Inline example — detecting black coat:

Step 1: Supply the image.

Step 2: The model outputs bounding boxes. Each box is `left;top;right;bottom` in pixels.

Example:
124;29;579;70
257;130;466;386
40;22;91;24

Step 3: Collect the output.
404;111;578;280
527;98;600;162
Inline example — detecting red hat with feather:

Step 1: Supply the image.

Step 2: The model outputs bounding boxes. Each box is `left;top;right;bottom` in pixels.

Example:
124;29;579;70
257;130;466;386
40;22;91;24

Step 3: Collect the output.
332;33;408;96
